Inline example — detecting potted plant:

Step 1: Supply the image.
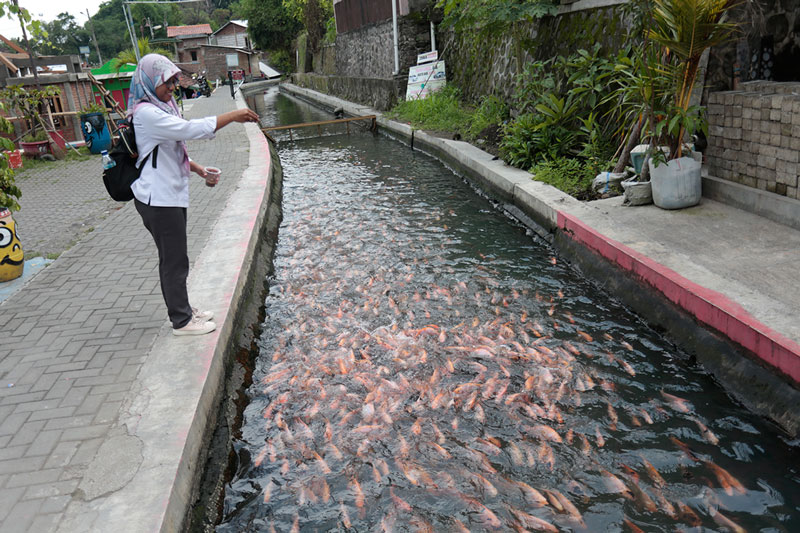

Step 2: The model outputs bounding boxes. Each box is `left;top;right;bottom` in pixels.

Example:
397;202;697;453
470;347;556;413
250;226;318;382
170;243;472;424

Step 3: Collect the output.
79;101;112;154
608;42;673;206
645;0;738;209
0;104;24;282
19;129;50;157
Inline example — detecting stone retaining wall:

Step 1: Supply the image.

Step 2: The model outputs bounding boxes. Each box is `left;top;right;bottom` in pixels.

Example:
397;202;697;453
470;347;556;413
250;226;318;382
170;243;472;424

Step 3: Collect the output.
706;81;800;199
291;72;404;111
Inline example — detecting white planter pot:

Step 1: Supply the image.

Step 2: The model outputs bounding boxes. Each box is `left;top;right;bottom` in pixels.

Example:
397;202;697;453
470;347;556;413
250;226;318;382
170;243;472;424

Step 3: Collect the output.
648;156;702;210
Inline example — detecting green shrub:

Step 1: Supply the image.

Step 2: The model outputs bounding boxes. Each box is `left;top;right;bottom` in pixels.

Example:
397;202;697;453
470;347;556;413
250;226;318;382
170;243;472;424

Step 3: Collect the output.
531;157;597;198
22;130;49;142
499;113;578;169
465;95;509;140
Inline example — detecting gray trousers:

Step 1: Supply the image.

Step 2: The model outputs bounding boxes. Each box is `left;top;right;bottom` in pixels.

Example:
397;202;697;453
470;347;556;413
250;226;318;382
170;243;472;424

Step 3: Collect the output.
134;199;192;329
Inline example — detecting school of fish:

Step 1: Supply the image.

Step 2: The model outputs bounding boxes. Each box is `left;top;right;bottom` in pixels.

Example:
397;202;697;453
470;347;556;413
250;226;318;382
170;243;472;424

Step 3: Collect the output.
218;125;798;532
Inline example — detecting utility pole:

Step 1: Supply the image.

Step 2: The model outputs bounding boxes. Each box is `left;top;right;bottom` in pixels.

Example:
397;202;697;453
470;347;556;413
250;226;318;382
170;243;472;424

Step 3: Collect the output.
86;8;103;65
122;2;140;62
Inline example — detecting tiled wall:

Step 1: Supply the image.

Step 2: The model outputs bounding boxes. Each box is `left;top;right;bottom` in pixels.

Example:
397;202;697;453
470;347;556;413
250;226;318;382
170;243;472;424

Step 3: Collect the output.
706;81;800;199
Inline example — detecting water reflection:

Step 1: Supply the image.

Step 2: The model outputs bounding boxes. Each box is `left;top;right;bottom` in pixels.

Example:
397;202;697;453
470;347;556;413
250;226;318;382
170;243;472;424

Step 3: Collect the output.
218;89;800;532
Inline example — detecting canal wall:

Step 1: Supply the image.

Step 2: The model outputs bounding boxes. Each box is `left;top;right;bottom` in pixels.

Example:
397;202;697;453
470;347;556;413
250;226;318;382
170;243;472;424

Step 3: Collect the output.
279;82;800;436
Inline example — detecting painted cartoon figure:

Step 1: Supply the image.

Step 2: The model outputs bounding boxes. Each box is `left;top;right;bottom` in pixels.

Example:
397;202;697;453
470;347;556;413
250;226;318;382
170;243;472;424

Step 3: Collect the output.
0;209;23;282
80;112;111;154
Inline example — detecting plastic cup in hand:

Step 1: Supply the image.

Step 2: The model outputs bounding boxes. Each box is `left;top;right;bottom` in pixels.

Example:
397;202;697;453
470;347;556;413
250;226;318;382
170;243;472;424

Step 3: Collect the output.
204;166;221;187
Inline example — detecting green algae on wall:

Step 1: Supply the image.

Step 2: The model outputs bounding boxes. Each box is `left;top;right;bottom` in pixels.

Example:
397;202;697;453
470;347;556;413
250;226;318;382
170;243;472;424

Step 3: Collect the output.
442;4;631;105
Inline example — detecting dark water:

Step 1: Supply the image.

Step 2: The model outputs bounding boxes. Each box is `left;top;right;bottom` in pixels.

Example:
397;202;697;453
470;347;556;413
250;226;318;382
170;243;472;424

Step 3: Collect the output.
218;88;800;532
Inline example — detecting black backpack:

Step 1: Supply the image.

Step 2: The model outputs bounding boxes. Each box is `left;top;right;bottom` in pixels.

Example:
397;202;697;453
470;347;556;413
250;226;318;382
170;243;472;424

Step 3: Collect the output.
102;119;158;202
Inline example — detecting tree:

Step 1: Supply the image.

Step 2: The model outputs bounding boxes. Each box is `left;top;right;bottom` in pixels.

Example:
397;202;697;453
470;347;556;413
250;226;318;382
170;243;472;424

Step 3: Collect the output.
239;0;301;51
91;0;137;65
180;4;212;26
27;13;90;56
0;0;46;212
283;0;333;52
435;0;558;34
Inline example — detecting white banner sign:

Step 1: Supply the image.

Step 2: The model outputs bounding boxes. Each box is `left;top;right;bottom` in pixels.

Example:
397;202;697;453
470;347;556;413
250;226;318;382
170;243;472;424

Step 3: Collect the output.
406;61;446;100
417;51;438;64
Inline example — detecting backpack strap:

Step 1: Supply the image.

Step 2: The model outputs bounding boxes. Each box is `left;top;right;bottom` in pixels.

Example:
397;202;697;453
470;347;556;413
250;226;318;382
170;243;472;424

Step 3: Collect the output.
138;146;159;170
130;102;159;169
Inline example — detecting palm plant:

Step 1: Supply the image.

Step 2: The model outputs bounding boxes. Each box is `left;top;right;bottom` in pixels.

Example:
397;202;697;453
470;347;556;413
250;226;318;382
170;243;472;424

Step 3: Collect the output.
648;0;739;160
111;38;174;71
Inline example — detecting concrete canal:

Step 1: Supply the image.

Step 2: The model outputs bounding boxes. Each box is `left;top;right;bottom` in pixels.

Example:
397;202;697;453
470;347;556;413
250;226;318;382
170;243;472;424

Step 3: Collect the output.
214;87;799;531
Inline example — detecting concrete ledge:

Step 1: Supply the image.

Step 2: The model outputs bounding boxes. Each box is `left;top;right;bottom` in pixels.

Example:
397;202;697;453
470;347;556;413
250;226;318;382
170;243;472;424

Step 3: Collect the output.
56;94;276;532
557;211;800;385
703;174;800;232
240;79;280;98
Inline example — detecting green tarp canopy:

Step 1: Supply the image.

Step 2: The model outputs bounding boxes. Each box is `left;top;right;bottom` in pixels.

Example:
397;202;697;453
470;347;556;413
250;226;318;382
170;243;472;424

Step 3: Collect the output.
91;60;136;76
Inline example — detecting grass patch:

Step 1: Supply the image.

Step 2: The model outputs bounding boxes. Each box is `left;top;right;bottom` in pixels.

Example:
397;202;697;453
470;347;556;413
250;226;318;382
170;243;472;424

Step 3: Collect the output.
386;87;509;154
530;157;599;199
387;85;472;134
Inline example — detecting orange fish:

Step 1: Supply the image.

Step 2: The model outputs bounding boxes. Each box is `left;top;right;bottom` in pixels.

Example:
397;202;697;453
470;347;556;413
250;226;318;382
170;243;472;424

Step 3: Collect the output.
473;472;498;498
514;480;547;506
530;424;562;443
704;460;746;495
390;487;413;512
661;391;692;413
351;477;365;508
509;507;558;532
623;518;645;533
340;500;352;528
692;417;720;445
639;457;667;489
709;507;746;533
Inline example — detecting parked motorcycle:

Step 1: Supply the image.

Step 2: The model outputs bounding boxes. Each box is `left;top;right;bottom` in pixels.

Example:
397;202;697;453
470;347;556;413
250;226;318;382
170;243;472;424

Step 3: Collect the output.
193;71;211;97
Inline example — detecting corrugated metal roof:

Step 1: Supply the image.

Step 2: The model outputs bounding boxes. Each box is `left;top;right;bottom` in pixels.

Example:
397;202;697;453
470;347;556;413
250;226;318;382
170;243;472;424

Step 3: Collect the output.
167;24;213;37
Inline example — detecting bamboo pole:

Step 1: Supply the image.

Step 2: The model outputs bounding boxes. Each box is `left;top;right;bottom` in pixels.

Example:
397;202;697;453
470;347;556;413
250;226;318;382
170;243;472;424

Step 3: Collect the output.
260;115;377;133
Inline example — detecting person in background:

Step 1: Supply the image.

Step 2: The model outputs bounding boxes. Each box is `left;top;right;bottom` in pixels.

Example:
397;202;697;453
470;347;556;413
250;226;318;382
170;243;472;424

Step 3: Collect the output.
127;54;259;336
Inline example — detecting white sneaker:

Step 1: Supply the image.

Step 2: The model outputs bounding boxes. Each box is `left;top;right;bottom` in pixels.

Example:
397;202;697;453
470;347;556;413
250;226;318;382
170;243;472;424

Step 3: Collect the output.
173;316;217;336
191;307;214;321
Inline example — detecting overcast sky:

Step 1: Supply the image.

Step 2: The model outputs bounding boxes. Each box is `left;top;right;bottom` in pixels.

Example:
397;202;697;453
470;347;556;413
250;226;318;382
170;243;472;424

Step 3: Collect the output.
0;0;108;41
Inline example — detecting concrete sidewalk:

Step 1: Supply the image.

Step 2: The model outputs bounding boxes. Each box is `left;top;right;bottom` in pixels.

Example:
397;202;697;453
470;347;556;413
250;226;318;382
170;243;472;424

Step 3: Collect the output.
0;88;275;532
284;83;800;434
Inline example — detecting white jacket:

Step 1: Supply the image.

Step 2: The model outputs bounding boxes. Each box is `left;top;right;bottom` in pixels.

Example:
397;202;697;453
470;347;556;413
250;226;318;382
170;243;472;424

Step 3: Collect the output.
131;104;217;207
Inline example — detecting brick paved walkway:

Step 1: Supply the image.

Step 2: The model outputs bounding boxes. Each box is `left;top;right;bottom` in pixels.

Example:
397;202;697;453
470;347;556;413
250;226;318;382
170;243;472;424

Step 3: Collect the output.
0;90;252;532
13;158;123;260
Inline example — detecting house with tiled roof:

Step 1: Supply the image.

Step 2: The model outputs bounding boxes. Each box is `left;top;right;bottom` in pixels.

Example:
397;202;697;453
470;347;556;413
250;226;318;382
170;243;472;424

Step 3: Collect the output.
166;24;214;75
163;21;262;85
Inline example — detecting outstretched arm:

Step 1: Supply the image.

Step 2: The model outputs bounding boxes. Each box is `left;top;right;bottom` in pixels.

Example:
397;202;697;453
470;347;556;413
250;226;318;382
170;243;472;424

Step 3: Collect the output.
215;108;259;131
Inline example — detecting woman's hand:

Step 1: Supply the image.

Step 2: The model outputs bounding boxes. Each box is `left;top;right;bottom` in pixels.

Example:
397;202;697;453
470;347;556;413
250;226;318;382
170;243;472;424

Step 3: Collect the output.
215;108;260;131
190;160;208;178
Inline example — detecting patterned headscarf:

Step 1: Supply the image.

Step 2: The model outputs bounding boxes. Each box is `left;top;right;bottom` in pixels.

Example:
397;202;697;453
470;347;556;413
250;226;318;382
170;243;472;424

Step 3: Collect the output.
126;53;182;118
127;54;190;172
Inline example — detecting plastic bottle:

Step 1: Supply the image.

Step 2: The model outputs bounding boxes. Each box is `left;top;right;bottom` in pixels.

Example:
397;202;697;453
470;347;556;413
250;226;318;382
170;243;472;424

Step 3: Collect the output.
101;150;115;170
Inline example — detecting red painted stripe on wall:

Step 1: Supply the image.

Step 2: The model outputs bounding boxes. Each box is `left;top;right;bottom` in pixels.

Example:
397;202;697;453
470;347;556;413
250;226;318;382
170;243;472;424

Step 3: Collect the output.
557;211;800;384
